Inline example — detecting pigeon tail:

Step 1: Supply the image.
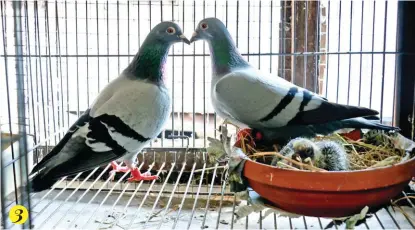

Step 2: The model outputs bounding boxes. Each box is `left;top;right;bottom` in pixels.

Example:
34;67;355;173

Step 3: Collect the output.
288;102;379;126
28;173;59;193
341;117;400;132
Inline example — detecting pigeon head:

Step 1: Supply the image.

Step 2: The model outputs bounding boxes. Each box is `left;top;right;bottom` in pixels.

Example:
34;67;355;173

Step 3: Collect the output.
190;18;249;75
124;21;189;83
190;17;229;43
149;21;190;45
290;138;321;162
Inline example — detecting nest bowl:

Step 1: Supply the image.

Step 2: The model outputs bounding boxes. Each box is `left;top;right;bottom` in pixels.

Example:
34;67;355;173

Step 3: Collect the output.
243;156;415;218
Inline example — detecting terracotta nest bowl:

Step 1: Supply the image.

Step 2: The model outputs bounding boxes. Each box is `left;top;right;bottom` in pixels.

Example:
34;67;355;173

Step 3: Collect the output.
243;157;415;218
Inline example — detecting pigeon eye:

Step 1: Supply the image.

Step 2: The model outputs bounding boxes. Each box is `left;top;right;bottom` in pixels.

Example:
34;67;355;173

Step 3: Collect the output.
200;23;208;30
166;27;175;34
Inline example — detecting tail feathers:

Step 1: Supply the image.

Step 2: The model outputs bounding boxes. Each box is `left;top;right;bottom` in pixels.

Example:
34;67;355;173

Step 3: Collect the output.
289;102;379;126
28;173;59;193
342;117;401;132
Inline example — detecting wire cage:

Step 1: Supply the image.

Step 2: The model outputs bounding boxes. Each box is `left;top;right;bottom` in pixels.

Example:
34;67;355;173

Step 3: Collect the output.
1;0;414;229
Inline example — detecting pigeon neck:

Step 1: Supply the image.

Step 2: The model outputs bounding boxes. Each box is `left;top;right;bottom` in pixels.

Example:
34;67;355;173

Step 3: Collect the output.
208;36;249;76
123;39;170;84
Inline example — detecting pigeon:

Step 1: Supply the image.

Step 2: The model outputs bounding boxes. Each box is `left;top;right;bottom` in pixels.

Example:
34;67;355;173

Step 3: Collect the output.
190;18;399;144
28;21;190;192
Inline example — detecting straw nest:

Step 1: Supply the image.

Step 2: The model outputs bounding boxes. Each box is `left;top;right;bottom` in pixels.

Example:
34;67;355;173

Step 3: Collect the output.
239;129;414;172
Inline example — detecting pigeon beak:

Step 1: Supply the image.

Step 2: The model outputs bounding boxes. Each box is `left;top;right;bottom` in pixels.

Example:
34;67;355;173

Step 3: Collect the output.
189;31;200;43
179;34;191;45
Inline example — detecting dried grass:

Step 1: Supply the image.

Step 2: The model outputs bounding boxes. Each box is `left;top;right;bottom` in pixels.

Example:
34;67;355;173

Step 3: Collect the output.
239;130;412;172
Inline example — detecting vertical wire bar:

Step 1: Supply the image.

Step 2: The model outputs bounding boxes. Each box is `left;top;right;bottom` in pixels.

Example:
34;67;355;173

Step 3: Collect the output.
34;1;48;150
171;0;175;147
186;163;206;230
302;216;307;229
213;0;217;139
75;1;80;116
335;1;342;103
347;1;353;104
55;1;63;140
201;164;219;229
314;0;320;93
292;0;297;84
392;51;398;126
358;1;364;106
181;0;184;146
380;1;388;122
160;0;163;21
65;0;69;127
0;1;18;227
203;0;206;147
86;1;90;105
230;194;236;229
12;2;31;221
161;2;168;147
127;0;130;63
258;0;261;69
245;202;249;229
225;0;228;27
236;0;239;47
324;1;331;97
44;2;53;145
247;0;250;62
33;0;42;147
192;0;196;147
25;0;38;164
274;213;277;229
137;0;140;48
107;0;109;83
96;1;100;93
215;170;229;229
281;0;286;80
269;0;272;74
317;218;323;229
289;217;293;229
369;1;376;108
117;0;120;74
304;1;308;89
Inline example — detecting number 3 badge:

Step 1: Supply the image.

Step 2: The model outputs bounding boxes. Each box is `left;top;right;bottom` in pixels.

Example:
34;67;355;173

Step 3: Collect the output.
9;205;28;225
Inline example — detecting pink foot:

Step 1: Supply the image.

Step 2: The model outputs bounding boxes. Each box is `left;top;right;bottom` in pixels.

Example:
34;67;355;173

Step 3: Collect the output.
127;168;158;182
109;161;130;180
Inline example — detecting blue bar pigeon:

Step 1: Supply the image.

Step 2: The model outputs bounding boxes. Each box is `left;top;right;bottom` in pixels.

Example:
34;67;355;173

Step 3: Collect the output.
190;18;399;144
28;22;190;192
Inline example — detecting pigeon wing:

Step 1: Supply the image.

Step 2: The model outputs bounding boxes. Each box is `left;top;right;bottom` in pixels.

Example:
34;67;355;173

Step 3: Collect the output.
214;69;378;128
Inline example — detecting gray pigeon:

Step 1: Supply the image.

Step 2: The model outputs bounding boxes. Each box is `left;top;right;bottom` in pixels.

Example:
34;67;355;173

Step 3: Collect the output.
28;22;190;192
190;18;399;143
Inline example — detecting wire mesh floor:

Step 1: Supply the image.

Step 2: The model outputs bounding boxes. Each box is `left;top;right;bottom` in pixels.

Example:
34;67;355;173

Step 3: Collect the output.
2;149;415;230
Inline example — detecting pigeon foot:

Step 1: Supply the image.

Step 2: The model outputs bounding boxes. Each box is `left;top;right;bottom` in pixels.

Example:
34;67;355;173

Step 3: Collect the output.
109;161;130;180
127;168;158;182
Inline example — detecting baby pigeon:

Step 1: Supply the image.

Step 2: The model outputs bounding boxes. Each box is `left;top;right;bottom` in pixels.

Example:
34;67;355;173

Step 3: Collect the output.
271;138;349;171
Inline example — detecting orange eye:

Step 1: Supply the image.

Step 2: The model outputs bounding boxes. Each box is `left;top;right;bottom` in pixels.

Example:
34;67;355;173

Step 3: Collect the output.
201;23;208;30
166;27;175;34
